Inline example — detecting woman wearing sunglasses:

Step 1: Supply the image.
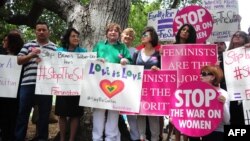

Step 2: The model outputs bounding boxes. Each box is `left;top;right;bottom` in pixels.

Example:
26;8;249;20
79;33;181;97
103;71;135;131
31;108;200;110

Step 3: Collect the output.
227;31;249;126
189;65;230;141
133;26;161;141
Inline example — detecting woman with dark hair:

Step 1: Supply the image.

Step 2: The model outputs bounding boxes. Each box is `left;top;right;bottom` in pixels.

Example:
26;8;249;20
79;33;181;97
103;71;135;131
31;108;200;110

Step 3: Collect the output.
0;32;23;141
168;23;197;141
0;34;7;54
133;26;161;141
55;27;86;141
226;31;249;126
175;23;197;44
228;31;249;50
5;33;24;55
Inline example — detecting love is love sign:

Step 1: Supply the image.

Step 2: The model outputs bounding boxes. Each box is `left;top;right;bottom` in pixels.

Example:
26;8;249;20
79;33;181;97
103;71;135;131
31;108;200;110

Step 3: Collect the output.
79;60;144;113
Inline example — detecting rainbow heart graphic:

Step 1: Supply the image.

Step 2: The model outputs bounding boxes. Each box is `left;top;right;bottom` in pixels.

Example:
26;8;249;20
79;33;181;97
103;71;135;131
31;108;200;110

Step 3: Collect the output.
99;79;124;98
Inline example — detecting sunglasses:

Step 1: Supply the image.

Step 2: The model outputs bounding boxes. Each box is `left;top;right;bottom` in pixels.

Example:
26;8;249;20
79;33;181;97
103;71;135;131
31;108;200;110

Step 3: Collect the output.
201;71;213;77
233;33;245;38
142;33;150;38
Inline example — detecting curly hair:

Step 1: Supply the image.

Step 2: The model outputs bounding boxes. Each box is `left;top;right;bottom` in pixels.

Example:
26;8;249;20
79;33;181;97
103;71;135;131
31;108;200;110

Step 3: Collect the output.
201;65;223;87
105;23;121;36
122;28;136;39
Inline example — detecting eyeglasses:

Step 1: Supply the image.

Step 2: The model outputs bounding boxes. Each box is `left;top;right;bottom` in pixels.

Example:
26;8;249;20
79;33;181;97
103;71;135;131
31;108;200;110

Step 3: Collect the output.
233;33;245;38
201;71;213;77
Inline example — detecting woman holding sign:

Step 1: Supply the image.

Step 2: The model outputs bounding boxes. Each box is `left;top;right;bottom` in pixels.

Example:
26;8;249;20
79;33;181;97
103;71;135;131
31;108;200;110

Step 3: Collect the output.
133;26;161;141
91;23;132;141
227;31;249;126
55;28;86;141
189;65;230;141
170;23;197;141
0;31;23;141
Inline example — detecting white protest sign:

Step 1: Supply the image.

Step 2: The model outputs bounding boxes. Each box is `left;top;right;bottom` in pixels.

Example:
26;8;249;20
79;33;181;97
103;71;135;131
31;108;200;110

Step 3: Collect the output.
35;48;96;95
243;100;250;125
223;47;250;101
147;8;178;41
79;60;144;113
0;55;22;98
202;0;239;42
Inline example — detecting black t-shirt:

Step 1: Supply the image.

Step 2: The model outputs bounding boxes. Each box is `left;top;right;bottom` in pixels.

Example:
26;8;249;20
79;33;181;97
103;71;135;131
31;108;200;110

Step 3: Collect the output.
0;45;7;55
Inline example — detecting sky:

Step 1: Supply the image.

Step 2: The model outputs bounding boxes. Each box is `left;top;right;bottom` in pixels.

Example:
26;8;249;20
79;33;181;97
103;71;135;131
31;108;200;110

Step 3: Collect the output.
238;0;250;33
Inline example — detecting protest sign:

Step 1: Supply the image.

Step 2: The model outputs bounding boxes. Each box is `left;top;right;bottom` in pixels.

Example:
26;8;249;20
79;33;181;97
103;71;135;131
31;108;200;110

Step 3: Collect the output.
202;0;239;42
173;5;213;43
170;81;223;137
161;44;217;87
147;8;178;41
0;55;22;98
35;48;96;95
79;60;144;113
223;47;250;101
139;70;177;116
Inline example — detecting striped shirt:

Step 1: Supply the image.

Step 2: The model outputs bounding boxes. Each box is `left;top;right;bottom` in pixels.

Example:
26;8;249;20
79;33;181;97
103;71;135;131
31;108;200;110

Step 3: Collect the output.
18;40;56;85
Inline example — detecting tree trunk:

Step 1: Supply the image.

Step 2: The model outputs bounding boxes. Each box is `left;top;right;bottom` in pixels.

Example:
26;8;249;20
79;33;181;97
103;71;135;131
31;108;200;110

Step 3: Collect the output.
0;0;131;140
60;0;131;50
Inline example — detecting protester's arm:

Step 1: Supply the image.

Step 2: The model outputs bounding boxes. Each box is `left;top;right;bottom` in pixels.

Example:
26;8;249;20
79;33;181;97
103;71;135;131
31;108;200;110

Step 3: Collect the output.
17;48;40;65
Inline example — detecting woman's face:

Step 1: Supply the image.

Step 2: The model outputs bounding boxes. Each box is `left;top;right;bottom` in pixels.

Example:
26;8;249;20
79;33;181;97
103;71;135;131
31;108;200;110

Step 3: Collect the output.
121;32;134;46
232;32;246;48
69;31;79;47
215;42;226;53
141;31;151;45
2;36;8;49
107;27;120;43
200;71;214;85
180;26;190;41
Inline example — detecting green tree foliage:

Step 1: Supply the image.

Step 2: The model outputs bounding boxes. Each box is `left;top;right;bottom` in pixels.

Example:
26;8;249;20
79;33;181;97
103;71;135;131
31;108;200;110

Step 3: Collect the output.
128;0;201;46
1;0;201;46
0;0;66;44
0;21;17;39
128;0;163;46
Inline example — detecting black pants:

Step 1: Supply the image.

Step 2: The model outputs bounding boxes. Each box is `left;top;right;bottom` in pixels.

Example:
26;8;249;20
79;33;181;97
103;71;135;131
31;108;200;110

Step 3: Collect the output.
189;131;224;141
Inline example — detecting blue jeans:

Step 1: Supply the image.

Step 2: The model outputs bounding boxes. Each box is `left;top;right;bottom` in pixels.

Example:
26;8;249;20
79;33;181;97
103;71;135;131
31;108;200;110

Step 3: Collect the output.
15;85;52;141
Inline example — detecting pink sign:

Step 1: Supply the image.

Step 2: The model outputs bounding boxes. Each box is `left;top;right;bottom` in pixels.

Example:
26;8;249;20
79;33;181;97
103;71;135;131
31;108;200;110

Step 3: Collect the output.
139;70;177;116
173;5;213;43
170;81;223;137
161;44;217;87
